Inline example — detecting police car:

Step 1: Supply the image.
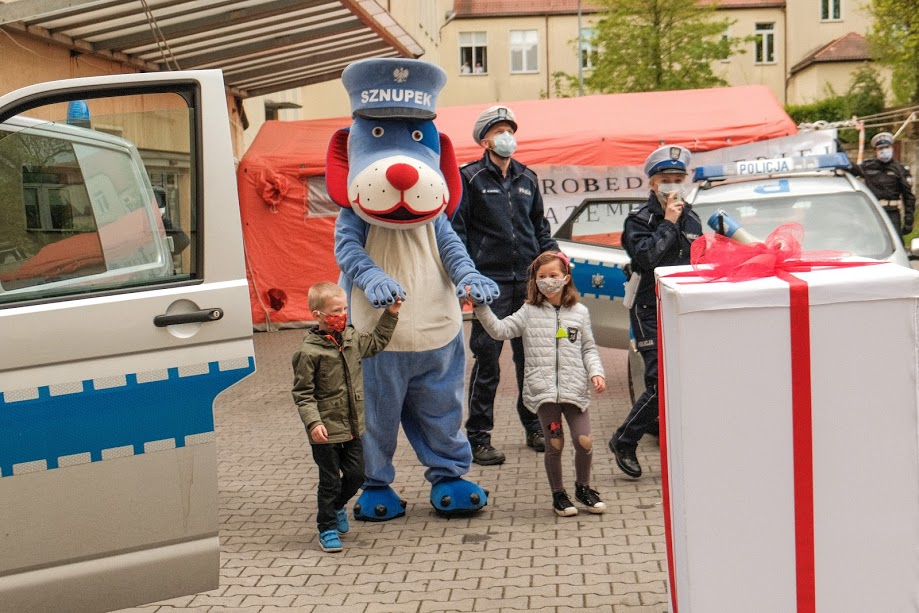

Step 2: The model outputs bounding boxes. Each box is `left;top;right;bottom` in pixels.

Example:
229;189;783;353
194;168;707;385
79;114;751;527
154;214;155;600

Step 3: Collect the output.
555;153;916;402
0;71;254;611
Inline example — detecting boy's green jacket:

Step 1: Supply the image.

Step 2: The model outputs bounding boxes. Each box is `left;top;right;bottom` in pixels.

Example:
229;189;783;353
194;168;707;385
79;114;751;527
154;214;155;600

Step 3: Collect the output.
291;310;398;443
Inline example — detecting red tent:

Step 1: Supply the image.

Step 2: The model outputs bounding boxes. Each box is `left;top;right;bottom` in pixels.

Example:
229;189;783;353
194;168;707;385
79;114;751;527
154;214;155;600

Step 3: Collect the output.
238;85;796;329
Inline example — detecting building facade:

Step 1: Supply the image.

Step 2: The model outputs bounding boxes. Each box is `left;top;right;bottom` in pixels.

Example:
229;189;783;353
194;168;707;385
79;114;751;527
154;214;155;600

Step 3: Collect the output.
246;0;884;136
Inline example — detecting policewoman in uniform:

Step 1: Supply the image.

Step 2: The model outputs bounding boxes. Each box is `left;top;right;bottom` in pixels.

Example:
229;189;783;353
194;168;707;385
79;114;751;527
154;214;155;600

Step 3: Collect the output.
451;105;559;465
608;145;702;479
854;132;915;236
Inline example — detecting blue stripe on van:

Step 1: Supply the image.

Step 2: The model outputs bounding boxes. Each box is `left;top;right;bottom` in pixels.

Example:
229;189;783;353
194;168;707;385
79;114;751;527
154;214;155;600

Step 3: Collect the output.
571;258;628;300
0;357;254;477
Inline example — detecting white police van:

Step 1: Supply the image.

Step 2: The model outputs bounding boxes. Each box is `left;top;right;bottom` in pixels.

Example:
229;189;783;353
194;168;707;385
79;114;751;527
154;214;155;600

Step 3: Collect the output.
0;71;254;612
556;153;914;402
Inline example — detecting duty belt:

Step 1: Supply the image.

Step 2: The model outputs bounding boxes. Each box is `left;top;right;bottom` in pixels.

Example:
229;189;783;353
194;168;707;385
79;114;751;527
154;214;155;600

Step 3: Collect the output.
879;199;902;211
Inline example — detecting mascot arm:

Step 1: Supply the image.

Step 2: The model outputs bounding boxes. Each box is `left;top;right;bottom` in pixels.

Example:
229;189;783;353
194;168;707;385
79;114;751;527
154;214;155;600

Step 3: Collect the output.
472;303;526;341
433;215;499;305
335;208;406;306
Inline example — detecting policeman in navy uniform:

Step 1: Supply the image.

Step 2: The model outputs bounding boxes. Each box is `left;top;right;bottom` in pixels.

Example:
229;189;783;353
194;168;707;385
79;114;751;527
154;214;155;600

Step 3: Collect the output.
608;145;702;479
451;105;559;465
853;132;915;236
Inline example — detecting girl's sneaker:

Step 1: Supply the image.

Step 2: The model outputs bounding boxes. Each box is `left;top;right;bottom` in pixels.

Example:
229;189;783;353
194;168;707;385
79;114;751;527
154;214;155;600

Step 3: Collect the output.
575;484;606;514
336;508;350;534
552;490;578;517
318;529;343;552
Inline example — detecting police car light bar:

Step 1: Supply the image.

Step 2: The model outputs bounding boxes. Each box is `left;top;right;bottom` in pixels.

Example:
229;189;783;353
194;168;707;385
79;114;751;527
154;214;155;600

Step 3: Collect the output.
692;152;851;182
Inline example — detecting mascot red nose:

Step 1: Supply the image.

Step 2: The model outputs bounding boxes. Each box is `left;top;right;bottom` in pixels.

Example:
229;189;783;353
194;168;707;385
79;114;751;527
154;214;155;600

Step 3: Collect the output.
327;58;499;520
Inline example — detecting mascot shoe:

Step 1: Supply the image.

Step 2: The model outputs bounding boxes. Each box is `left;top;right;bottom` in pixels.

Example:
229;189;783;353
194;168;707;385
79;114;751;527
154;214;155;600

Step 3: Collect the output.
430;478;489;515
354;486;407;521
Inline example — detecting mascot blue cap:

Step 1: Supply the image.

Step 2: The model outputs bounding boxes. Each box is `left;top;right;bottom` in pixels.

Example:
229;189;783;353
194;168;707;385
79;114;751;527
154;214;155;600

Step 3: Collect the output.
342;58;447;120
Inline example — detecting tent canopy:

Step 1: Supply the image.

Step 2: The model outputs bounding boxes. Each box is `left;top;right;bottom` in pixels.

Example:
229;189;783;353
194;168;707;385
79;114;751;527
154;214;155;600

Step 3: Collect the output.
239;85;796;329
245;84;796;175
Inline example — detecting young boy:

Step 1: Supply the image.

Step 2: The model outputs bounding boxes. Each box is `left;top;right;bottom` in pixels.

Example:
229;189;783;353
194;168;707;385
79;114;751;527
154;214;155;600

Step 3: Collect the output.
291;281;400;552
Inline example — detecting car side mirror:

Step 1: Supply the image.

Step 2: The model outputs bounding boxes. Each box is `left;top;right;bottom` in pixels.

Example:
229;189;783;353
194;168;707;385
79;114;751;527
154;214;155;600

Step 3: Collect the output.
910;237;919;260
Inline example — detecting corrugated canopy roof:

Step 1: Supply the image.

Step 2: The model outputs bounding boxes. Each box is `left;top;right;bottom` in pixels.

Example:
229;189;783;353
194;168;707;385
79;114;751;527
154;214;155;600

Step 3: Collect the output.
0;0;424;97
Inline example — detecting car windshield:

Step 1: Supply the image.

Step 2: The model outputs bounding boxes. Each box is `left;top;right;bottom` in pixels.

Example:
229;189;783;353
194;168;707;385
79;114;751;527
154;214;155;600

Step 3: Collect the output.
693;191;895;260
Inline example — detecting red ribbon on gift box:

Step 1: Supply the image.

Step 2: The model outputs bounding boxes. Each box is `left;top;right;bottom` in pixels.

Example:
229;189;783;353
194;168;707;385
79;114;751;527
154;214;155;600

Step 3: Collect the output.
659;224;879;613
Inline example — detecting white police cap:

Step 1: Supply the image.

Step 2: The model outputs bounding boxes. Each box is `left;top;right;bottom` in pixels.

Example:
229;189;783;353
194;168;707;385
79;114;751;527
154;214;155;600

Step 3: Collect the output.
473;105;518;143
342;58;446;120
870;132;894;148
644;145;691;177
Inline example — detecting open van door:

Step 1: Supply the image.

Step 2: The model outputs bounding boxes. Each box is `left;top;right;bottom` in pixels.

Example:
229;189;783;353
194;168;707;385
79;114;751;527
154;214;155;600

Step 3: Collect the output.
0;71;254;612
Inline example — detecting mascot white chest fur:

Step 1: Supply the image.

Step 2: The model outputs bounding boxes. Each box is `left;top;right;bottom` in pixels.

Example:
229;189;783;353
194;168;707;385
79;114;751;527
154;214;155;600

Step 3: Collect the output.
327;58;498;521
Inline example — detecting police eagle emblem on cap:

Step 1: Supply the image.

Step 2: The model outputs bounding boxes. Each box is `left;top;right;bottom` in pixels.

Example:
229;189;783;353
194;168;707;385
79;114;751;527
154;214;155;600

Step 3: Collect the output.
393;68;409;83
670;146;681;160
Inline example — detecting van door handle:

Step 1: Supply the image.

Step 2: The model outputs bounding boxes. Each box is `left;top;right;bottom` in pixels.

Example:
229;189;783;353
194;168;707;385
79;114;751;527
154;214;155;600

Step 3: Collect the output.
154;308;224;327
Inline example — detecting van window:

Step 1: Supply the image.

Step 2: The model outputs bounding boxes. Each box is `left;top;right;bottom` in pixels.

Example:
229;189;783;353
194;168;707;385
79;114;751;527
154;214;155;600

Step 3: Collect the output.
0;92;195;304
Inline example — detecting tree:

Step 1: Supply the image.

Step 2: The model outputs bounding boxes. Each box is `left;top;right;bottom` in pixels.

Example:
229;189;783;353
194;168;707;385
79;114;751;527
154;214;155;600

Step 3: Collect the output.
867;0;919;104
555;0;747;96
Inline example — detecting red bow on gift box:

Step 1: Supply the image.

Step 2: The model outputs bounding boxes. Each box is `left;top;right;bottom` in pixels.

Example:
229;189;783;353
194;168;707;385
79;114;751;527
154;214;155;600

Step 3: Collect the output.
689;222;860;281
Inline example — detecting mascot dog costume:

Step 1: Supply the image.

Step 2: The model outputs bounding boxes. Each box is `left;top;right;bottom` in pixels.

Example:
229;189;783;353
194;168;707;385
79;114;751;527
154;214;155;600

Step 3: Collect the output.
327;58;499;520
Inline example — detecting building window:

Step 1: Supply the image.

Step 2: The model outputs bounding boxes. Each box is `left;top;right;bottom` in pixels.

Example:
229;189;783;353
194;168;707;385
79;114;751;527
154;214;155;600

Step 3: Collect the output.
754;23;775;64
821;0;841;20
460;31;487;74
719;29;731;62
510;30;539;73
580;28;597;70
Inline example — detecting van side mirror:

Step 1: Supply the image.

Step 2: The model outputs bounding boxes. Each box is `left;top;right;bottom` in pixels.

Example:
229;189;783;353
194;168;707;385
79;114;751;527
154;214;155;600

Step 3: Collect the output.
910;237;919;260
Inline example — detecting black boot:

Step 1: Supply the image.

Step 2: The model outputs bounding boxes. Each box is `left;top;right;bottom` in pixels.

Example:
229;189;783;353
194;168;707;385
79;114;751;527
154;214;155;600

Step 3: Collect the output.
608;437;641;478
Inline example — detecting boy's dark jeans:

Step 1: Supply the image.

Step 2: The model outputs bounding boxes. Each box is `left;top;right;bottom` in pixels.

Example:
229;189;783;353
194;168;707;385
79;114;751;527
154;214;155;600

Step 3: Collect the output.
309;436;364;532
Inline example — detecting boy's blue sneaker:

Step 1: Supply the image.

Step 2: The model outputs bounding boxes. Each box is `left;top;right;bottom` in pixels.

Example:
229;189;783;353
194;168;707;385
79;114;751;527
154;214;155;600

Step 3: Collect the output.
318;529;342;553
335;508;350;534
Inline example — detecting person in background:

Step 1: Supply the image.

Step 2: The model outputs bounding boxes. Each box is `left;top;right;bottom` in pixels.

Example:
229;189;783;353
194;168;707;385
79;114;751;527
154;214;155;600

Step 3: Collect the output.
452;105;559;465
608;145;702;479
461;61;472;74
472;251;607;516
291;282;400;552
853;132;914;237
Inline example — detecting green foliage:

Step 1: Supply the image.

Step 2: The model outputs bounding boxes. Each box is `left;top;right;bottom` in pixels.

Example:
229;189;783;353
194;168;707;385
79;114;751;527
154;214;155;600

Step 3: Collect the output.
867;0;919;104
563;0;747;95
784;66;887;144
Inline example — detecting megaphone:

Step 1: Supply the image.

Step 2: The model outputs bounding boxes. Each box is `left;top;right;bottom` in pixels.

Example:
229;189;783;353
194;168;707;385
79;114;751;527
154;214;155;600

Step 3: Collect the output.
707;210;760;244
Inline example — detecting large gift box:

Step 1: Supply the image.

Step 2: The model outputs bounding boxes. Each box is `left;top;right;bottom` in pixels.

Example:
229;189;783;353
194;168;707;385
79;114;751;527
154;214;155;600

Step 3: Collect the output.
656;255;919;613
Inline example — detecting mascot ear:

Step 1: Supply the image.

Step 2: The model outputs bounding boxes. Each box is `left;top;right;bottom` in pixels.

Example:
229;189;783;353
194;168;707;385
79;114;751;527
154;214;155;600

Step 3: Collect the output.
326;128;351;208
439;133;462;219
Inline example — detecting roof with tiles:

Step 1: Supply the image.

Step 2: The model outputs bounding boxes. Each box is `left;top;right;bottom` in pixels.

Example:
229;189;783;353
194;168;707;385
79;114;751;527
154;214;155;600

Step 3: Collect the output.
790;32;872;75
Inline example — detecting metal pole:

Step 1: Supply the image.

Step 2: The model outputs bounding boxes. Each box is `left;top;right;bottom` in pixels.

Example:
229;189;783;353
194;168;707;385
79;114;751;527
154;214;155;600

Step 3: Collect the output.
577;0;584;96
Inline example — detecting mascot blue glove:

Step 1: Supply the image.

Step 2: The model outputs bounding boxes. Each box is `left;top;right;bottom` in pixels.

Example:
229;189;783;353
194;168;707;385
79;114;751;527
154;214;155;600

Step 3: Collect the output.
363;271;407;307
456;273;499;305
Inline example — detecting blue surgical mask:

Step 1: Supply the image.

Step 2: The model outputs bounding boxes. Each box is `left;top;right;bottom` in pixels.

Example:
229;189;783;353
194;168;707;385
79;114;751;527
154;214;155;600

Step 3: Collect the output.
491;132;517;158
877;147;893;163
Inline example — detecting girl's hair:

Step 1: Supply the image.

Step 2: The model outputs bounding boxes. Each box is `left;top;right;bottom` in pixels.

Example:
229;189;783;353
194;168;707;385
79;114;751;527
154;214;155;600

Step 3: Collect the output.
526;251;579;307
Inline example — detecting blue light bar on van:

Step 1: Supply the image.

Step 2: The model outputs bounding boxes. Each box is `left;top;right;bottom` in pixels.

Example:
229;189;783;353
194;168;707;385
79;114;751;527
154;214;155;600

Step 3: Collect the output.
692;152;851;182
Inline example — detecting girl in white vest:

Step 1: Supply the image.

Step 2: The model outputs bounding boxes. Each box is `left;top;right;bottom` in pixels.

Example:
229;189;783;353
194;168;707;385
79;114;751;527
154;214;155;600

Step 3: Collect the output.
471;251;607;516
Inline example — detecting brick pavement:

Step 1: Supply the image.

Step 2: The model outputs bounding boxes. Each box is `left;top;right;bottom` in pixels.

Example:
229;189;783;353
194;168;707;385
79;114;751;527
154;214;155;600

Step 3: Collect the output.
120;324;668;613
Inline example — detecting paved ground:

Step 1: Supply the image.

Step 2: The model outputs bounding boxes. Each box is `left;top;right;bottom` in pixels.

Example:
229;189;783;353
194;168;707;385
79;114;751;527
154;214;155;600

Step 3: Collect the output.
122;324;668;613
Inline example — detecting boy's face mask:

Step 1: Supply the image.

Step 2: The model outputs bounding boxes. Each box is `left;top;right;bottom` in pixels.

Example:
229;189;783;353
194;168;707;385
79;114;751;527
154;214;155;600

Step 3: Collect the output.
318;311;348;333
